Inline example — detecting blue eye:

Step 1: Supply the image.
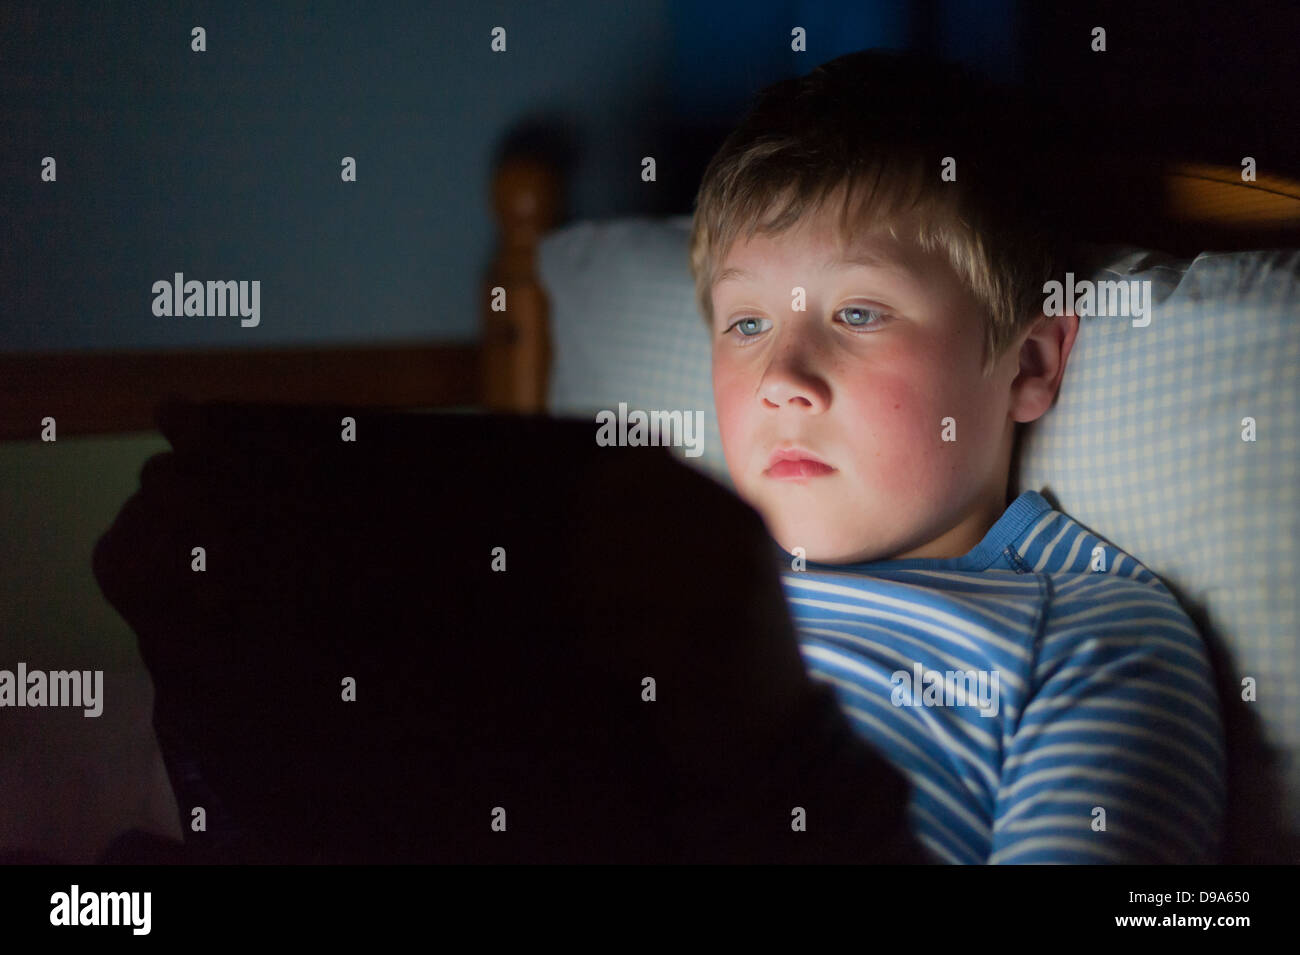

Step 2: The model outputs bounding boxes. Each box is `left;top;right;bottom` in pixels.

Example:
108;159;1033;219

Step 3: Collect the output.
837;305;888;328
726;316;772;340
723;306;888;344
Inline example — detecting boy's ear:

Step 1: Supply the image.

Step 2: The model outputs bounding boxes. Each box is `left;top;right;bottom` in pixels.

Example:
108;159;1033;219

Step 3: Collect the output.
1008;310;1080;425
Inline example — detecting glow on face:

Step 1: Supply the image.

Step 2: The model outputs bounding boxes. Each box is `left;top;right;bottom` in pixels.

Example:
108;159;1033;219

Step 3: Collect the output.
709;210;1015;564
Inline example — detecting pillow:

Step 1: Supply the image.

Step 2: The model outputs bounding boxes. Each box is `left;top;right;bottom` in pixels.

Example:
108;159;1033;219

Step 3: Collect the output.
538;218;1300;859
540;216;731;486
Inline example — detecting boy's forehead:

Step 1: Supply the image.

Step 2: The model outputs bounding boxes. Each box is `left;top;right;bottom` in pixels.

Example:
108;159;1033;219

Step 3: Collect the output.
716;216;933;288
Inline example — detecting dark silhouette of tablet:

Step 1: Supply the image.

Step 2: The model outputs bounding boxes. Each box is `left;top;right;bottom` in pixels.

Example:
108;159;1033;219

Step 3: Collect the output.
93;398;922;863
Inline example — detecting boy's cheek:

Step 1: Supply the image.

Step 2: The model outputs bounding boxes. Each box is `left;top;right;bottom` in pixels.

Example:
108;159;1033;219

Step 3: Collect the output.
844;373;936;454
844;383;972;500
712;371;753;463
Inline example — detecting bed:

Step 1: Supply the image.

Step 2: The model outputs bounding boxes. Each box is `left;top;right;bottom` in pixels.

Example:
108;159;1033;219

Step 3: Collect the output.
1;152;1298;863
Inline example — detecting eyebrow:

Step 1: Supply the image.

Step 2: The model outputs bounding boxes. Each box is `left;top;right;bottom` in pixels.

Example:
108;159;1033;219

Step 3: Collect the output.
713;250;912;289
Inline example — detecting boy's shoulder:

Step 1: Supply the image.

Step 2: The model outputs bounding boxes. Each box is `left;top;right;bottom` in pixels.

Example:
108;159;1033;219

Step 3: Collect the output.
777;491;1200;656
1001;501;1209;672
994;494;1195;622
1004;493;1164;586
779;490;1173;591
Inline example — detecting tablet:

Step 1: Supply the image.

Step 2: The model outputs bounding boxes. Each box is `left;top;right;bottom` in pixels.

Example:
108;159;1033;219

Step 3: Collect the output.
93;398;921;863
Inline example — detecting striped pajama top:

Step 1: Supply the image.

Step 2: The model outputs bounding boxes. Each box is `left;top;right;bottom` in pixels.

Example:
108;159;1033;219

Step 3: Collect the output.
775;489;1226;864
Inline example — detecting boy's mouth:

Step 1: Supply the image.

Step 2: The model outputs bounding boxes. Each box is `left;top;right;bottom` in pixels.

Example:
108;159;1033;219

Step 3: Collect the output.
764;447;836;480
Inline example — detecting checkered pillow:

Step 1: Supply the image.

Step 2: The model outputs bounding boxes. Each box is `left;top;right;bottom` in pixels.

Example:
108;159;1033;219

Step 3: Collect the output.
540;216;730;486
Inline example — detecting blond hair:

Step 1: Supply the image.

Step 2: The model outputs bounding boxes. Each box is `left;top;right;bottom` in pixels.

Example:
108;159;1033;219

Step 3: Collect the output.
688;50;1066;376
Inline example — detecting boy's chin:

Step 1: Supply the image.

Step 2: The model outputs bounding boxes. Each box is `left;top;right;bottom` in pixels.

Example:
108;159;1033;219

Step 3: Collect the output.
732;485;890;563
768;523;885;566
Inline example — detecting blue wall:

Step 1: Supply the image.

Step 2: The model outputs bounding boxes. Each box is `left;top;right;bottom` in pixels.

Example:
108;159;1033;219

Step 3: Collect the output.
667;0;912;121
1;0;1019;352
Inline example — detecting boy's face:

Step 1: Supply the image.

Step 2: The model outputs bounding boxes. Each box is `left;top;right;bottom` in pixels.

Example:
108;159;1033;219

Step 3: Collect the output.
710;207;1022;564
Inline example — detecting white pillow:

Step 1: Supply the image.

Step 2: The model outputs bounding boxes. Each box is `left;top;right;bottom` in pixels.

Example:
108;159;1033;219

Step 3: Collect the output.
540;216;730;486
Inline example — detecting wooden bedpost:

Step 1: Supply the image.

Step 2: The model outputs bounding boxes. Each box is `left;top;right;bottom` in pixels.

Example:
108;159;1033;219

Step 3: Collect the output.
482;155;561;412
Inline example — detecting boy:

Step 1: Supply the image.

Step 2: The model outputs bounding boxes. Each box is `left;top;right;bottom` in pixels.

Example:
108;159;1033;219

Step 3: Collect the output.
688;50;1226;863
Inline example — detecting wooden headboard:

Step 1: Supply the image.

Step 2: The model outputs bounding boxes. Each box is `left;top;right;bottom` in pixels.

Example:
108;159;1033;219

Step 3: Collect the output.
4;152;1297;442
0;155;562;441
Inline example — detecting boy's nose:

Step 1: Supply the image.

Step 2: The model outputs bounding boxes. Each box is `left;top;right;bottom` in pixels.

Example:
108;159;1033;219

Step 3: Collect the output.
759;365;830;412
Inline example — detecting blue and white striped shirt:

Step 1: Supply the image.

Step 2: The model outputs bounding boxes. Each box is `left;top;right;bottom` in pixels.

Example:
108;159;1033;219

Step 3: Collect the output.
776;489;1226;864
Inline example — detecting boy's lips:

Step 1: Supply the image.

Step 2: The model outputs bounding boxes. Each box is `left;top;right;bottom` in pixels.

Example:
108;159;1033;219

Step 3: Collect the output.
764;446;836;480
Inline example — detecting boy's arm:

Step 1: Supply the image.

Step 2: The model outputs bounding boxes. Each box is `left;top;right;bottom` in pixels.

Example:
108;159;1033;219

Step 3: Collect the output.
989;588;1226;863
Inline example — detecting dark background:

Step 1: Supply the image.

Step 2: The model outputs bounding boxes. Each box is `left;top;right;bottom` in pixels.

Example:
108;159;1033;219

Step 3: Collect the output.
2;0;1296;352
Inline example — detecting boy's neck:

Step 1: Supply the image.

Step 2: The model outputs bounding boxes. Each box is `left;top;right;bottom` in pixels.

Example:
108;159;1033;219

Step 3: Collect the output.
886;489;1008;562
